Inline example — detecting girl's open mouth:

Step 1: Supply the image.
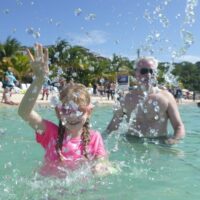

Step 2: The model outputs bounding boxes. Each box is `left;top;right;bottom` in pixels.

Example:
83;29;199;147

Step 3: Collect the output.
67;121;81;125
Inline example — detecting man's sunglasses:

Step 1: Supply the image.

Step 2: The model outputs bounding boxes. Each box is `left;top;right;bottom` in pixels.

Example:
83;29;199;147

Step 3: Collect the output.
140;68;154;75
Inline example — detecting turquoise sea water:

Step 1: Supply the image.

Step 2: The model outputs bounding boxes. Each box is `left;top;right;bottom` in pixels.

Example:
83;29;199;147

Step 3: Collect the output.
0;103;200;200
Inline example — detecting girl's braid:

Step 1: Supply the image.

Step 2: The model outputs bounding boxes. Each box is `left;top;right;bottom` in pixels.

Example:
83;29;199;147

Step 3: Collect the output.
81;118;90;159
56;120;65;160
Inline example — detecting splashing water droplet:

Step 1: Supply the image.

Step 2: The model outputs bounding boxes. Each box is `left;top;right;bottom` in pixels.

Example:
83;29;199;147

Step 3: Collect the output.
48;18;53;24
153;101;158;106
143;108;148;113
54;52;60;59
154;105;160;112
184;0;198;25
160;117;165;122
57;67;63;75
26;27;34;35
74;8;82;16
154;115;159;120
3;9;10;14
88;66;94;72
85;13;96;21
33;31;40;39
72;72;77;77
50;95;61;107
148;99;153;104
26;27;40;39
180;29;194;46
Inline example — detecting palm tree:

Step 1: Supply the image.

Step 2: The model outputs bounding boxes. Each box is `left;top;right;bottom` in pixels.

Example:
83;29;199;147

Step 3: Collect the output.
48;39;71;66
0;36;21;75
10;53;31;82
64;45;91;82
0;36;21;58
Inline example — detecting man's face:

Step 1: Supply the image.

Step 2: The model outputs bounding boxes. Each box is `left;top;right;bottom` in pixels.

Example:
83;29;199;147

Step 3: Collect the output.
136;59;157;88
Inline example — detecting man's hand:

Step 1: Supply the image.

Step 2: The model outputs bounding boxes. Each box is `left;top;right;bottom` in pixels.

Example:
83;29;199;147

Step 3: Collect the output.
165;137;179;145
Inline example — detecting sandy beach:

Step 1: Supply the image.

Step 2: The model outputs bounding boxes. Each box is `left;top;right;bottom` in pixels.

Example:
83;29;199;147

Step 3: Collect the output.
0;92;115;107
0;91;198;108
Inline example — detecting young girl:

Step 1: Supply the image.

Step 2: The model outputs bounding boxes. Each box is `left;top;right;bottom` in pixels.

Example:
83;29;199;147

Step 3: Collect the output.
18;44;111;177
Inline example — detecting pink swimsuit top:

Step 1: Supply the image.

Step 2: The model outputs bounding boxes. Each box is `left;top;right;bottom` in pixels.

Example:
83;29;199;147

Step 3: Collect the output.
36;120;106;177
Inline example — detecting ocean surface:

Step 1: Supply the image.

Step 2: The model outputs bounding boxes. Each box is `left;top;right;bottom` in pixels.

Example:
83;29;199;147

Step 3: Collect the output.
0;103;200;200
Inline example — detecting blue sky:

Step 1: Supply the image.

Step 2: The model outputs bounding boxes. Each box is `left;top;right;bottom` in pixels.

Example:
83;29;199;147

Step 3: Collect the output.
1;0;200;63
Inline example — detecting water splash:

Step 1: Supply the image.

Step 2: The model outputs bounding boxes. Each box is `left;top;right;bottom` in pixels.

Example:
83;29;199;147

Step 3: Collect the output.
184;0;198;25
172;0;198;59
164;62;179;86
0;128;7;136
3;9;10;14
85;13;96;21
74;8;82;16
26;27;41;39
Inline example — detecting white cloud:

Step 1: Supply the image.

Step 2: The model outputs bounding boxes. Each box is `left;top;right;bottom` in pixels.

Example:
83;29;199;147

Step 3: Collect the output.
68;30;108;46
175;55;200;63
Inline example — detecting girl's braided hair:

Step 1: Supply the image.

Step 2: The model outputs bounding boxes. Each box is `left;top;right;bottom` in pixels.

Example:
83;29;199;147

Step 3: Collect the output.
56;83;91;160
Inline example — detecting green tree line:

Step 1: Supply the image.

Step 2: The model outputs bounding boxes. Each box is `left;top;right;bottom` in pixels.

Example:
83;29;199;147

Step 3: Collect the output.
0;37;200;92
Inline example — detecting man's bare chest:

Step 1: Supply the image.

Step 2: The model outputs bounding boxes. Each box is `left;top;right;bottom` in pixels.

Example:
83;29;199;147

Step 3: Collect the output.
125;94;168;122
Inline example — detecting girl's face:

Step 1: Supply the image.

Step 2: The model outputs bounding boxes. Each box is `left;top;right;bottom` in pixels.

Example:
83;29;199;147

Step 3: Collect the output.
57;101;91;131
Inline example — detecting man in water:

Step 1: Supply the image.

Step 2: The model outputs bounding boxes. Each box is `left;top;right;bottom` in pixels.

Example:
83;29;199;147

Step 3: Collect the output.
107;57;185;144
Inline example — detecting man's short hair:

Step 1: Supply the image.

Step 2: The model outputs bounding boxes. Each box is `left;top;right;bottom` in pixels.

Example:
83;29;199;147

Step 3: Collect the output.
134;57;158;70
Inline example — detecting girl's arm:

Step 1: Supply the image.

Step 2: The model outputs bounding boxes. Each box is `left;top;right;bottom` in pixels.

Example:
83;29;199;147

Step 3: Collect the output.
18;44;49;132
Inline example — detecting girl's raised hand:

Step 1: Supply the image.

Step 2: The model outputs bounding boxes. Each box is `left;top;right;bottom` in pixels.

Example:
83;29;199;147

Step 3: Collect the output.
26;44;49;78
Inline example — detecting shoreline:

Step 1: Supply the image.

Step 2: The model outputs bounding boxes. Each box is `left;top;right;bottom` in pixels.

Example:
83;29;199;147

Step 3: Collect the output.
0;92;198;108
0;92;115;107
